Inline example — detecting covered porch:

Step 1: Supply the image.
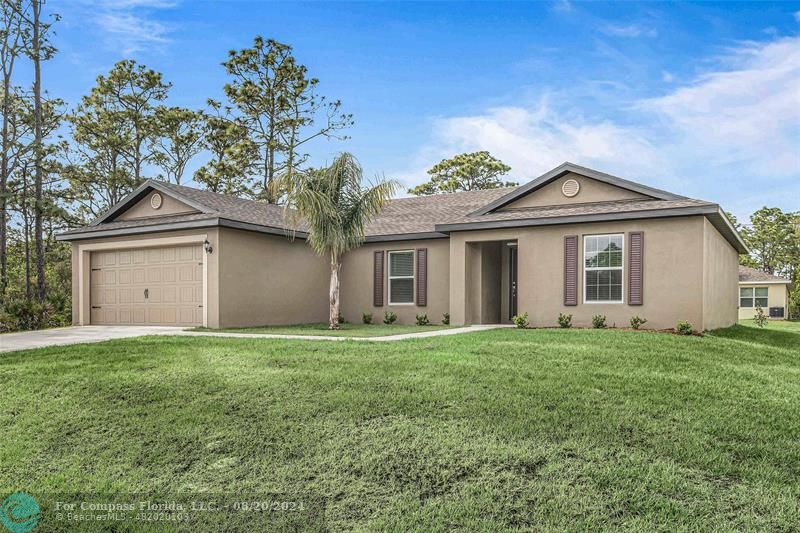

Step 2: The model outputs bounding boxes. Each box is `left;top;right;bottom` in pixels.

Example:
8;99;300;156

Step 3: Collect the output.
462;239;518;325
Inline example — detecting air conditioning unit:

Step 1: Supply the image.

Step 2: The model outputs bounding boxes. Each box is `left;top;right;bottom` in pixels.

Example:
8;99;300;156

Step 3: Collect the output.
768;307;785;318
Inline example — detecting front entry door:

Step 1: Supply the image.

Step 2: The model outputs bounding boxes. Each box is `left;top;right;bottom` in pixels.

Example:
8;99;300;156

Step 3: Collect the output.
509;246;518;319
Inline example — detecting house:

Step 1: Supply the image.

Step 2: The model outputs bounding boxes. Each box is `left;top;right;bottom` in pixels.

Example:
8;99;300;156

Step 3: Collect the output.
57;162;747;331
738;265;792;320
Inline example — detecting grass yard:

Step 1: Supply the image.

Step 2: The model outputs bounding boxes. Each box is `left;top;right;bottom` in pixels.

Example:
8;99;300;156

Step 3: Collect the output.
1;322;799;530
190;322;459;337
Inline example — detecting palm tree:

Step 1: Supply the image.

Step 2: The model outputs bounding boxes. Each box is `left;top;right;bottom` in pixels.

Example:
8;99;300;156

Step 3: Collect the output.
276;153;398;329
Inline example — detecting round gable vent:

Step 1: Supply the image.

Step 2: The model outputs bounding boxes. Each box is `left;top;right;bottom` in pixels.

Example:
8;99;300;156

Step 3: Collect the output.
150;192;163;210
561;179;580;198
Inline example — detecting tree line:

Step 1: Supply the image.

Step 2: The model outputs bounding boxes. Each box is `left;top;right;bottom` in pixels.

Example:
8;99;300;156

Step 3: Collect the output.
0;0;796;331
0;2;355;329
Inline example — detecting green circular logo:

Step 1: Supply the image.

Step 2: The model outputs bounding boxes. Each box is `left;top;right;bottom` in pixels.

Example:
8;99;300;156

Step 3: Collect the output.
0;493;40;533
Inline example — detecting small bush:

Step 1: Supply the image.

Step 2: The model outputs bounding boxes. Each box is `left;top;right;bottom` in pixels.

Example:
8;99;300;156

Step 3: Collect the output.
676;320;694;335
0;298;70;333
630;316;648;330
415;313;429;326
753;306;767;328
512;312;529;329
592;314;607;329
442;312;450;325
557;313;572;328
383;311;398;325
337;311;346;324
362;312;373;325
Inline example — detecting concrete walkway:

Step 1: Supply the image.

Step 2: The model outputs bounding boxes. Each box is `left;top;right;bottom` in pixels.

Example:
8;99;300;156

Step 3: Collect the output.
179;324;511;342
0;325;187;353
1;324;511;353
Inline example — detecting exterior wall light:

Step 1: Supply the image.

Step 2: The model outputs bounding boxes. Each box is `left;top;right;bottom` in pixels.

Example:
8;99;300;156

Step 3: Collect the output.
203;239;213;254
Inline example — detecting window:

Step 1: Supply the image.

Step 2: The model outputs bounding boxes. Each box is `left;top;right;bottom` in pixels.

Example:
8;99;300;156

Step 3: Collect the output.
740;287;768;308
740;287;753;307
755;287;769;307
584;234;623;303
388;250;414;304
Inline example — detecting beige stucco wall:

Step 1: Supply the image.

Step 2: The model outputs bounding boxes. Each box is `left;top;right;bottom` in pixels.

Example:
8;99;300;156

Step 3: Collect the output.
737;283;790;321
448;216;734;330
70;228;220;327
340;238;450;325
702;218;740;330
500;172;649;210
216;228;329;327
116;192;198;220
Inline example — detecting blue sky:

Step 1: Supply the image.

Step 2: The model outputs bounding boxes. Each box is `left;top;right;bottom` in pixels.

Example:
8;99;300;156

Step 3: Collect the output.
39;1;800;219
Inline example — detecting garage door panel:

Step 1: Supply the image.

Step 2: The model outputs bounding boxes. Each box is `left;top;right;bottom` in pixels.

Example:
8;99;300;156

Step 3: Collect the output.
118;269;132;284
179;247;194;261
90;244;202;326
162;287;176;303
162;266;177;283
147;267;162;283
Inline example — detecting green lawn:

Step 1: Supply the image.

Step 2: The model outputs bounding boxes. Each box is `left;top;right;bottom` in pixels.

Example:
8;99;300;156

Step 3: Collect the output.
1;323;799;530
191;322;460;337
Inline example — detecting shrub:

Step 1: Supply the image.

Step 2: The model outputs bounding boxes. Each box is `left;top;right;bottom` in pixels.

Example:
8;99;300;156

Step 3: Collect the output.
0;298;70;333
442;312;450;325
753;306;768;328
383;311;398;325
592;314;607;329
676;320;694;335
557;313;572;328
337;311;346;324
415;313;429;326
512;312;529;329
630;316;648;330
362;312;373;325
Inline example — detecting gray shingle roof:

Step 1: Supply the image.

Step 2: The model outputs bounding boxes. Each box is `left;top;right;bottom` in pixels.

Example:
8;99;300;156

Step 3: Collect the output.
739;265;791;283
156;181;305;231
56;171;744;254
438;198;715;226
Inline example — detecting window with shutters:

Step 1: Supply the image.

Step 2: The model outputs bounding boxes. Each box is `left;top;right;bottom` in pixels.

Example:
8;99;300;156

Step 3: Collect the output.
584;234;624;303
388;250;415;305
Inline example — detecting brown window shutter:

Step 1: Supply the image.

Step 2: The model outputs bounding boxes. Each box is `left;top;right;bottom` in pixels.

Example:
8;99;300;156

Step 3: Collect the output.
564;235;578;306
374;250;385;307
416;248;428;306
628;231;644;305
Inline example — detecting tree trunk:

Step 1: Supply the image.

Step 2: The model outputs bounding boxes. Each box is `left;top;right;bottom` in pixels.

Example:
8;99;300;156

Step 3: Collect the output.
32;0;45;302
1;5;21;301
329;257;340;330
21;167;30;300
0;79;10;301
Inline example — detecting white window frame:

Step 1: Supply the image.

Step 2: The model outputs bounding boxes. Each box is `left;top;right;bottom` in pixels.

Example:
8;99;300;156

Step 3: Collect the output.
583;233;624;304
739;287;753;308
388;250;415;306
740;286;770;308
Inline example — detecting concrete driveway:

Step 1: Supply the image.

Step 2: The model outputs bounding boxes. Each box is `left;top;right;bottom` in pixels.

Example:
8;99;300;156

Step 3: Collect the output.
0;326;186;353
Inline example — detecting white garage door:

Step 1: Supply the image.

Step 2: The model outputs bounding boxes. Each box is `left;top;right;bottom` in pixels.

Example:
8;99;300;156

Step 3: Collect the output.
90;245;203;326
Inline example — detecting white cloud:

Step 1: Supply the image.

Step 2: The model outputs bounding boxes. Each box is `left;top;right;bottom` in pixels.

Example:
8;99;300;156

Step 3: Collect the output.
640;36;800;177
395;97;667;191
551;0;574;14
91;0;177;55
393;36;800;216
601;24;658;38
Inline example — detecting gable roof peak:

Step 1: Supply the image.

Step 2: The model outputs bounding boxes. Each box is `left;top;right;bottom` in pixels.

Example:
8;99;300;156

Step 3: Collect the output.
472;162;686;216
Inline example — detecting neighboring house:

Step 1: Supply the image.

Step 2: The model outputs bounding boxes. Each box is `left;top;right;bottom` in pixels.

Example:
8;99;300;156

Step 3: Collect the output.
57;162;747;331
738;266;792;320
